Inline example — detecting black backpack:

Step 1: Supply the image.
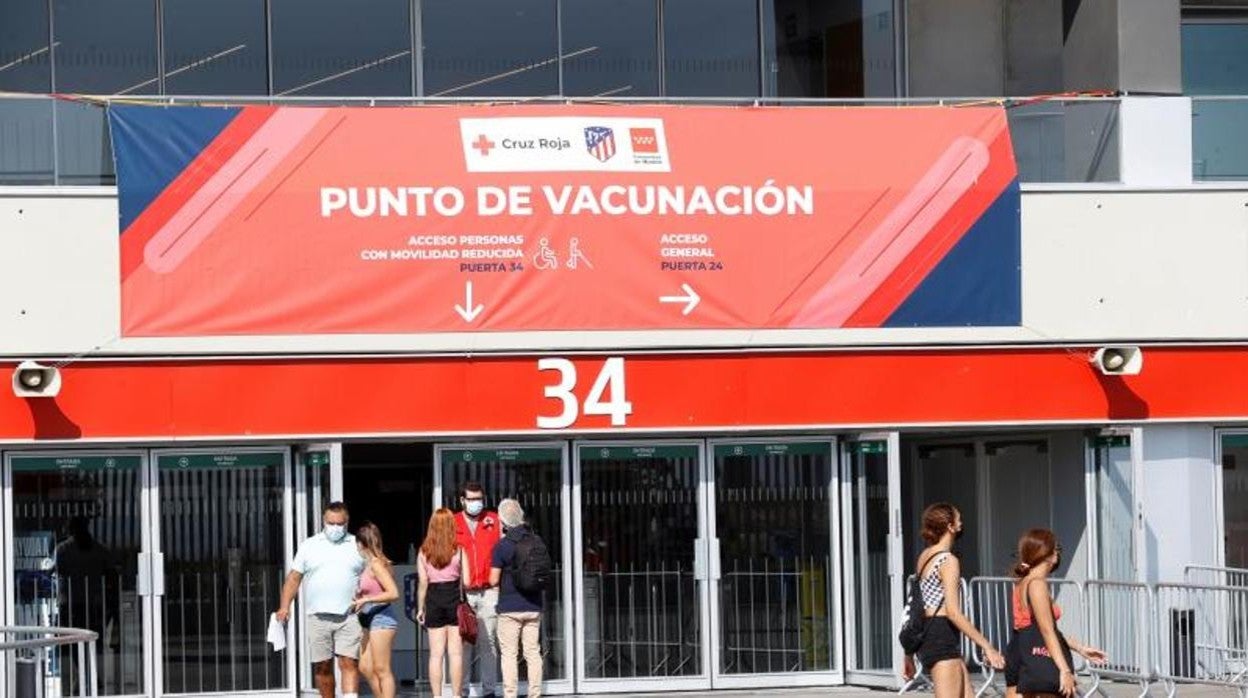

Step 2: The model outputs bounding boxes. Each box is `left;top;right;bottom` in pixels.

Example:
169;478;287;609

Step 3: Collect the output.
897;574;928;654
898;551;945;654
508;527;552;595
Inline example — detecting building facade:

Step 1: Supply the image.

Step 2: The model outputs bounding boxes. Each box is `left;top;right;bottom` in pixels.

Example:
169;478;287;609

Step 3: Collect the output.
2;1;1248;696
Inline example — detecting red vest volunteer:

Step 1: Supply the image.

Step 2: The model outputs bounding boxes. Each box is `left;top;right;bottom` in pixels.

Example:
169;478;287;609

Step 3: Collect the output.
455;509;501;590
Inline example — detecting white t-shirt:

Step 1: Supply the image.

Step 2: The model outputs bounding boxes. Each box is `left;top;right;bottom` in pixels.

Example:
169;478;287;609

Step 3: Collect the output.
290;532;365;615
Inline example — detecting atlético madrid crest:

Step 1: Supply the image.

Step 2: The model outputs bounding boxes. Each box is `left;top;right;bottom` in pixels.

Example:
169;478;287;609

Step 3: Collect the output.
584;126;616;162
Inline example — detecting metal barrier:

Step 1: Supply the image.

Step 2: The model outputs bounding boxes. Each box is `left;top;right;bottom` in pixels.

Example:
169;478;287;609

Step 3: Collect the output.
899;574;1248;697
1083;580;1155;698
966;577;1088;698
1;625;99;697
1185;564;1248;589
1153;582;1248;697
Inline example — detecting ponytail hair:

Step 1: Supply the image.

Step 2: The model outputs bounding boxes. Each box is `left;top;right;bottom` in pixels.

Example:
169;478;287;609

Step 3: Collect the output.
921;502;958;545
1012;528;1057;578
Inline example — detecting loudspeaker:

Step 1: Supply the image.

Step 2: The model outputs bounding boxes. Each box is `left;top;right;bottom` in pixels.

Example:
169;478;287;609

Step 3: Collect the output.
1091;346;1143;376
12;360;61;398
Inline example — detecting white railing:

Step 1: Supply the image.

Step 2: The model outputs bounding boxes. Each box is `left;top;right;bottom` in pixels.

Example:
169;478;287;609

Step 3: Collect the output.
2;625;99;697
0;92;1124;186
1153;582;1248;696
1185;564;1248;589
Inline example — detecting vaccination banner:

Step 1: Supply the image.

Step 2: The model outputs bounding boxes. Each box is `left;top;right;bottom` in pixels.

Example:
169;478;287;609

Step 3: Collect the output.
109;104;1021;337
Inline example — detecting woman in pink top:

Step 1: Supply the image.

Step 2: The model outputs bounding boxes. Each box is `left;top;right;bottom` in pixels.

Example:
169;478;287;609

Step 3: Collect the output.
353;522;400;698
418;508;472;698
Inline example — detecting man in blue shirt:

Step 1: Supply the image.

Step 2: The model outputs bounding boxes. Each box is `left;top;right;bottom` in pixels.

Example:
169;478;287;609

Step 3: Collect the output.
490;499;545;698
276;501;366;698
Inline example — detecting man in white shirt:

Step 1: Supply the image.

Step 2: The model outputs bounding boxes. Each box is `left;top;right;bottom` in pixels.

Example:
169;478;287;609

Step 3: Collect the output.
277;502;366;698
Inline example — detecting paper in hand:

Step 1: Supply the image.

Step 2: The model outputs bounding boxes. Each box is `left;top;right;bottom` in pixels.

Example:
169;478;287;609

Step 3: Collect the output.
267;613;287;652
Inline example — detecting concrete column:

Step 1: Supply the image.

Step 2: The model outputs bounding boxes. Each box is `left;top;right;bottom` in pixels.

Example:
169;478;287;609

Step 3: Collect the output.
1139;424;1219;583
906;0;1182;97
1062;0;1181;94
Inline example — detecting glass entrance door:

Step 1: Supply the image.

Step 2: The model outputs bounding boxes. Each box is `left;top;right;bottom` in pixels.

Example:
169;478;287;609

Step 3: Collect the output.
841;434;902;687
436;444;573;694
707;439;841;688
572;442;710;692
4;450;152;697
151;448;294;696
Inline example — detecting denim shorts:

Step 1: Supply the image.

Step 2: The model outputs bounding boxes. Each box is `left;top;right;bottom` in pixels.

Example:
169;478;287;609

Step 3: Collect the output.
359;603;399;631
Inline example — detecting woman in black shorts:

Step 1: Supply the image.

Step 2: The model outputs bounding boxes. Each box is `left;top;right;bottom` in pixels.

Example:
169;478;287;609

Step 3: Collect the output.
903;503;1005;697
417;508;471;698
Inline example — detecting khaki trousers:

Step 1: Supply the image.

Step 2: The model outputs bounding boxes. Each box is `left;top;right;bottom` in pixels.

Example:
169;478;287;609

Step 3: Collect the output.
497;611;542;698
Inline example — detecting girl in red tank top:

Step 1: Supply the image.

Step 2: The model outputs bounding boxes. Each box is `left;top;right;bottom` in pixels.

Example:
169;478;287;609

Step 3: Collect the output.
1005;529;1106;698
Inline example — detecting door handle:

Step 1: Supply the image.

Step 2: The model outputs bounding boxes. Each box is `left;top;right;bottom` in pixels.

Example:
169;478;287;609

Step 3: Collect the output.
710;539;721;581
137;553;151;597
153;552;166;597
693;539;707;581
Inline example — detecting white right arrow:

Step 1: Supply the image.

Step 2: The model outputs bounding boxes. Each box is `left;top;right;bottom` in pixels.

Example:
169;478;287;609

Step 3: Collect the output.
659;283;700;315
454;281;484;322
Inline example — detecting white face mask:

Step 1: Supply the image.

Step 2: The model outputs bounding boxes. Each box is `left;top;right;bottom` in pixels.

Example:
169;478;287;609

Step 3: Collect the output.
464;500;484;517
324;524;347;542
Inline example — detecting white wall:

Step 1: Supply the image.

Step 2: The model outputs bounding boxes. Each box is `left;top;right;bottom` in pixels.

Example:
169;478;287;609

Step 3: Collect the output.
1140;424;1220;582
4;187;1248;356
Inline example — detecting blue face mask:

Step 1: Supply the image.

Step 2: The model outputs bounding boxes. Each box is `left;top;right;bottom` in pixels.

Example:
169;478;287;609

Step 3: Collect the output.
465;500;484;517
324;524;347;542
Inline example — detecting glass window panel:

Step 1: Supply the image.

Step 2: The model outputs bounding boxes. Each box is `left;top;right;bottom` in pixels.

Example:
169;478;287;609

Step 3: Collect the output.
55;99;114;185
561;0;659;97
10;455;146;695
53;0;158;94
1221;435;1248;569
762;0;897;98
578;445;703;679
663;0;759;97
422;0;558;97
157;451;290;693
0;2;51;91
848;443;892;672
1095;441;1135;580
271;0;412;97
0;97;55;184
714;442;835;674
163;0;267;95
1184;22;1248;180
1183;21;1248;95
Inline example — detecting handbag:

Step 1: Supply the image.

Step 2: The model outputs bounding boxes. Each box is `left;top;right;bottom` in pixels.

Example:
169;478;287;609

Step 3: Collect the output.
357;602;388;629
456;549;479;644
1015;620;1074;693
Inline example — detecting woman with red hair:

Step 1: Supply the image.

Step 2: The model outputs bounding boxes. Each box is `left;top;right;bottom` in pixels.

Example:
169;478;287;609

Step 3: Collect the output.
417;508;472;698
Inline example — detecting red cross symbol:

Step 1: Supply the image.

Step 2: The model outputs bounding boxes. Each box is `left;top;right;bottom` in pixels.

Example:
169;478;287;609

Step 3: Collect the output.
472;134;496;156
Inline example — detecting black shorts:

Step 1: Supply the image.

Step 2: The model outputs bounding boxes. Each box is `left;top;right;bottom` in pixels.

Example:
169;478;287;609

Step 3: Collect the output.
918;617;963;667
425;581;460;629
1005;632;1021;686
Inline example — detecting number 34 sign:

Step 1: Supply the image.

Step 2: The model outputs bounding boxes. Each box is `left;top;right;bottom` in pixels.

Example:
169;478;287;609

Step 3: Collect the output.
536;357;632;429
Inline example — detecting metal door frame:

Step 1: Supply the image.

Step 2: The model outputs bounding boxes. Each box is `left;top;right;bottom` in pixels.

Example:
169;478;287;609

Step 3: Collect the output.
571;439;711;693
840;432;903;688
294;442;341;697
149;446;296;698
1084;428;1144;582
2;448;154;698
705;436;844;688
431;441;575;696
